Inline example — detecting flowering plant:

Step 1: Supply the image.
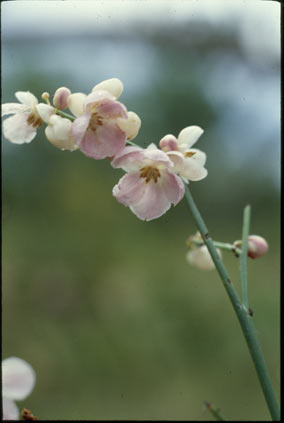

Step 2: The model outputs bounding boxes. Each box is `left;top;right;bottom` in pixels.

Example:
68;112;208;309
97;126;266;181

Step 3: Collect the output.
1;78;279;421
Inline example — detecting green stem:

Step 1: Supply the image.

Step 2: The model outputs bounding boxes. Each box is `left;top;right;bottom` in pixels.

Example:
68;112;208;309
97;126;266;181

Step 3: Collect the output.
184;185;280;421
193;239;242;256
240;205;251;309
56;109;76;121
204;401;226;421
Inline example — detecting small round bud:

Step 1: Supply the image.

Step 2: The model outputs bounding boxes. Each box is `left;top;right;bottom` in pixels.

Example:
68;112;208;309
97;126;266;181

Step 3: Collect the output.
247;235;268;259
53;87;71;110
41;92;50;105
159;134;178;152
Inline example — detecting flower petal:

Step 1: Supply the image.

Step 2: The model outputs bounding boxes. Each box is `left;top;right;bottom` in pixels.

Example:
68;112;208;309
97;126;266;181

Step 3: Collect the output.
45;115;78;151
95;99;128;119
161;170;185;206
181;158;208;181
36;103;55;124
2;397;19;420
80;121;126;159
15;91;38;108
113;171;146;206
177;126;204;151
92;78;123;99
72;113;91;146
1;103;30;116
2;357;36;400
130;180;171;221
67;93;87;117
116;111;141;140
84;90;116;113
184;148;207;167
111;146;145;171
3;113;37;144
186;245;222;270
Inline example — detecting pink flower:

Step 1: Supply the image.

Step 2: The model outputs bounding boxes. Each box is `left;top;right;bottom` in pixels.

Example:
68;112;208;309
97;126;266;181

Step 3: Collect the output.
67;78;141;160
2;357;36;420
159;126;207;182
247;235;268;259
111;144;185;221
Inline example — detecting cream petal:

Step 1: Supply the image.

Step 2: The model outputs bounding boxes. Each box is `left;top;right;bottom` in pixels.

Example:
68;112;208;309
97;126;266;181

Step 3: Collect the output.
1;103;30;116
116;111;141;140
45;115;78;151
67;93;87;117
3;113;37;144
2;397;19;420
180;158;208;181
184;148;207;166
166;151;185;172
177;126;204;151
186;246;222;270
2;357;36;400
36;103;55;123
92;78;123;99
15;91;38;108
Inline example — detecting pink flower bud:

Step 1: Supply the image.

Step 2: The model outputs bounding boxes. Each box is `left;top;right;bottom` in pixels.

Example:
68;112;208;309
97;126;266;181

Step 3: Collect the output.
53;87;71;109
247;235;269;259
159;134;178;152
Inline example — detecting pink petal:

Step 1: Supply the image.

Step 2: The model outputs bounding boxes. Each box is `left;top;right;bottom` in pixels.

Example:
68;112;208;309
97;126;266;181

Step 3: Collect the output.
84;90;115;112
80;121;126;159
111;146;145;171
3;113;37;144
113;172;146;206
2;357;36;400
161;170;185;205
130;181;171;221
159;134;178;152
96;99;128;119
143;144;173;168
2;397;19;420
72;113;91;146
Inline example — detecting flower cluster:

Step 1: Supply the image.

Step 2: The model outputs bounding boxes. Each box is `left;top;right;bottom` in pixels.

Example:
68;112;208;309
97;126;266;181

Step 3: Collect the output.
2;357;36;420
2;78;207;221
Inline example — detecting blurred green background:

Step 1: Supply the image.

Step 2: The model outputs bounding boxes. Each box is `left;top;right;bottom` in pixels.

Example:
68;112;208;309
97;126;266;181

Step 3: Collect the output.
2;1;280;420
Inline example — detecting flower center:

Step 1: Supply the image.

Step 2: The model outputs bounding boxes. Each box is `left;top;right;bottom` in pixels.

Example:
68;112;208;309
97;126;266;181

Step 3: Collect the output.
140;166;161;183
89;113;103;132
184;151;196;158
26;111;43;129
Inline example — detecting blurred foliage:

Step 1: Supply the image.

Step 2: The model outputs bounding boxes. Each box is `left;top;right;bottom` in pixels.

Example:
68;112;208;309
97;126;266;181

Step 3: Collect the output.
2;15;280;421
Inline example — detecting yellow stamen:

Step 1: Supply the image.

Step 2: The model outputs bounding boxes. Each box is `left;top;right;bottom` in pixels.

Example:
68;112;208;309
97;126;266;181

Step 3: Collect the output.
26;112;43;128
140;166;161;183
185;151;196;158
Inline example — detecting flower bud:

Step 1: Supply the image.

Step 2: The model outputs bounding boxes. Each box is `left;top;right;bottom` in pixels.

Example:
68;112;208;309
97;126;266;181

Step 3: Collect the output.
186;245;222;271
247;235;268;259
45;115;78;151
53;87;71;110
159;134;178;152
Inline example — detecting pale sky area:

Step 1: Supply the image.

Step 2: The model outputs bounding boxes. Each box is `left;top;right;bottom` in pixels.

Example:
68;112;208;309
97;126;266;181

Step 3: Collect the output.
2;0;280;61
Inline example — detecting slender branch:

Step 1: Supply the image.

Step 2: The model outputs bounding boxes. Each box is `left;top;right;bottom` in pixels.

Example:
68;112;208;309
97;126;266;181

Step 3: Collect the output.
184;185;280;421
204;401;226;421
240;205;251;309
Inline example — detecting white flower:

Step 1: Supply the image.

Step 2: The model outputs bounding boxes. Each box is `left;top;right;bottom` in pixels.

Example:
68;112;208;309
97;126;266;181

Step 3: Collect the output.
2;357;36;420
2;91;54;144
159;126;207;182
186;245;222;270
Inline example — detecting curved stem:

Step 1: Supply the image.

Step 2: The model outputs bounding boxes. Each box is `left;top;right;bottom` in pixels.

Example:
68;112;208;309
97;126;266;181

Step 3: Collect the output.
56;109;76;121
184;185;280;421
